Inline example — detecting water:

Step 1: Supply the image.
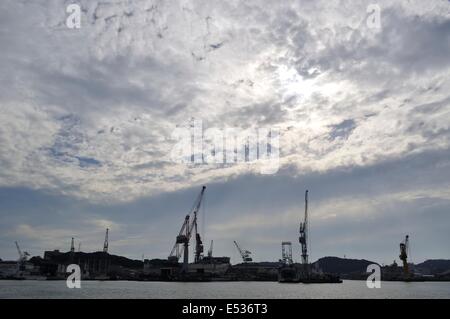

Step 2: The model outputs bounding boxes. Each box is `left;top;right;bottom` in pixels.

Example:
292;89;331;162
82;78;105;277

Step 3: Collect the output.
1;280;449;298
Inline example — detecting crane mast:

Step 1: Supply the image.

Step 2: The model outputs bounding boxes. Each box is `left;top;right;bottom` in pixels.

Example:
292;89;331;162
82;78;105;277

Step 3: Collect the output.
299;190;309;276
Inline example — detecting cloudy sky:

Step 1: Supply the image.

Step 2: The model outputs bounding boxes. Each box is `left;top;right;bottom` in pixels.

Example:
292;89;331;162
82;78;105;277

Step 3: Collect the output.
0;0;449;265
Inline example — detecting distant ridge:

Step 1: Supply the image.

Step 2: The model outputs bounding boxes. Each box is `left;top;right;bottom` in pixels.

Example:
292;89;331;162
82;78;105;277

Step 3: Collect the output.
20;254;450;276
416;259;450;275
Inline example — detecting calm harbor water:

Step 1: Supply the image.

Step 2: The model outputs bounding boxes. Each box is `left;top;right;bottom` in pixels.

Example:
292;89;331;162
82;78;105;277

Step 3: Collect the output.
0;280;449;298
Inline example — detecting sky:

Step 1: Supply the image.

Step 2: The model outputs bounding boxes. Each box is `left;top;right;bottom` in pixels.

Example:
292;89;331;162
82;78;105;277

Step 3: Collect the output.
0;0;449;265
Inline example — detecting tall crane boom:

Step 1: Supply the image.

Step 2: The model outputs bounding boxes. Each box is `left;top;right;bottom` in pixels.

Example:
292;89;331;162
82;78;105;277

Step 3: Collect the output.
299;190;309;275
168;186;206;272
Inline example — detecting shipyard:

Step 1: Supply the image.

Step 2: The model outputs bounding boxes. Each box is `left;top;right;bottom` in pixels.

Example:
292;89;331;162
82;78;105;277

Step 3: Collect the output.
1;0;449;310
1;186;449;283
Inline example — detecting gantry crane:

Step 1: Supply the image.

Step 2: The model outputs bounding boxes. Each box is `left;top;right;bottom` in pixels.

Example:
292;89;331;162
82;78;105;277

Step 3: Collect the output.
168;186;206;272
234;241;253;263
299;190;309;276
399;235;409;277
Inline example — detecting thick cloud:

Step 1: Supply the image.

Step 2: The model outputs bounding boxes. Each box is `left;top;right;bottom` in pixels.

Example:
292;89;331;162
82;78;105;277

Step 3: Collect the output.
0;0;449;262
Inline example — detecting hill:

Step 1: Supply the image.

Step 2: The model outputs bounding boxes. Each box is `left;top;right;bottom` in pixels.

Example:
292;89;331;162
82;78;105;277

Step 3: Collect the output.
416;259;450;275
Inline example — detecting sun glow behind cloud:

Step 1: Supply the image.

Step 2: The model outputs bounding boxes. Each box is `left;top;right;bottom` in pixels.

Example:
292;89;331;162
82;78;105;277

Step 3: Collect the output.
276;65;317;100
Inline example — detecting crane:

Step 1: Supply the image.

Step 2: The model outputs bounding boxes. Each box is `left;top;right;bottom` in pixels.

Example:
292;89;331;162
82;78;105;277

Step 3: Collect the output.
207;240;213;258
399;235;409;277
299;190;309;276
103;228;109;253
15;241;29;271
168;186;206;272
281;241;293;265
234;241;252;263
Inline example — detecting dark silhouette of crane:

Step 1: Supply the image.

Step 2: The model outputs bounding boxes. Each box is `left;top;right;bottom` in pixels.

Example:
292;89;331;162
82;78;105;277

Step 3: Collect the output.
399;235;409;277
299;190;309;277
169;186;206;272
